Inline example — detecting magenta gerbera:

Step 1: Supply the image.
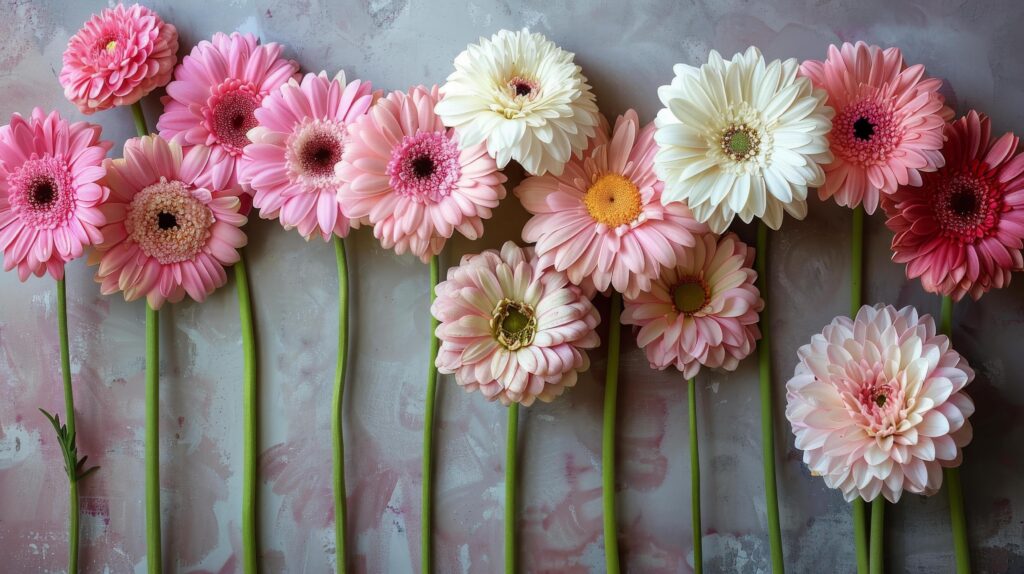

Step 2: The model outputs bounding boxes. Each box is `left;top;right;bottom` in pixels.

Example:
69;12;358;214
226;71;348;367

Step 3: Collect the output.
90;135;247;308
0;108;111;280
800;42;951;213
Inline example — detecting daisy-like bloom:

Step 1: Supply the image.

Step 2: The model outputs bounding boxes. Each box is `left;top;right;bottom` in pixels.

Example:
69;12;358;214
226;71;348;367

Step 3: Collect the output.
238;71;375;241
883;111;1024;300
621;233;763;378
157;32;299;188
655;47;833;233
338;85;507;261
434;29;600;176
91;135;247;308
432;241;600;406
516;110;706;298
0;109;111;280
786;305;975;503
60;4;178;114
800;42;951;213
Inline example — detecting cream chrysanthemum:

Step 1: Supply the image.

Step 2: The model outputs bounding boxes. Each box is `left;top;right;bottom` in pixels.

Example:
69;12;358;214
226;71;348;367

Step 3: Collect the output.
655;47;834;233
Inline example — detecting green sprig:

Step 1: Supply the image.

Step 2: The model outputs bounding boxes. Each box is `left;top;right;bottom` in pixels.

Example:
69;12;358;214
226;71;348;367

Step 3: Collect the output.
38;409;99;483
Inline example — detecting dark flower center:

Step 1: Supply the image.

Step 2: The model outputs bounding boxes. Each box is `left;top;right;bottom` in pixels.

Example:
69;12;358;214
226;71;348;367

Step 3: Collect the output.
211;90;261;153
853;117;876;141
948;186;978;217
513;81;533;96
411;155;436;179
673;279;709;315
29;178;57;208
157;212;179;230
299;132;342;177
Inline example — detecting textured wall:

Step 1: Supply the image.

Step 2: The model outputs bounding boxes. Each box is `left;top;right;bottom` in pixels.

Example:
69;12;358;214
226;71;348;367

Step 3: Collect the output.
1;0;1023;572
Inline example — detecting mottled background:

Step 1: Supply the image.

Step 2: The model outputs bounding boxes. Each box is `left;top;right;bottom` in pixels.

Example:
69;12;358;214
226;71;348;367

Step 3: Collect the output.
1;0;1022;572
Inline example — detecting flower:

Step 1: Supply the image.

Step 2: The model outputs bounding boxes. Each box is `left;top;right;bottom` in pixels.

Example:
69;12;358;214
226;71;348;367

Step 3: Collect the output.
432;241;600;406
785;305;975;503
883;111;1024;300
516;109;706;298
91;135;247;308
621;233;762;378
238;71;375;241
0;109;111;280
434;29;600;176
338;85;507;261
800;42;951;213
60;4;178;114
157;32;299;188
654;46;833;233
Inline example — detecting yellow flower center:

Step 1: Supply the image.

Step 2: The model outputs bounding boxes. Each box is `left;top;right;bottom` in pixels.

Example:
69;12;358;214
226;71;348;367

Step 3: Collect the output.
584;174;642;227
105;40;117;53
673;279;709;315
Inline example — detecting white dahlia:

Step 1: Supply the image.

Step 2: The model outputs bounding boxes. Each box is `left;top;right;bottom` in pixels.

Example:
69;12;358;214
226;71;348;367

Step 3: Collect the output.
655;47;834;233
434;29;601;176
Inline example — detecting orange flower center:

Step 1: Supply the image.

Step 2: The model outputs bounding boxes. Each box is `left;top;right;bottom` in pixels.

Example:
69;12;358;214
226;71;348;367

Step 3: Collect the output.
584;174;642;228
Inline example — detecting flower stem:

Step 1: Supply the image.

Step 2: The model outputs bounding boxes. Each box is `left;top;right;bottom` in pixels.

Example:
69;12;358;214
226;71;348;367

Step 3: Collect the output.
755;221;784;573
332;237;350;574
939;295;971;573
505;402;520;574
869;497;884;574
145;302;161;574
688;377;702;574
602;291;622;574
422;254;441;574
57;278;80;574
235;253;258;574
131;102;149;136
850;206;869;574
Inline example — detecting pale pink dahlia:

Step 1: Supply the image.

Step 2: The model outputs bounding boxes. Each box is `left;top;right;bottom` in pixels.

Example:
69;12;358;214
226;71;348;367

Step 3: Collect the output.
60;4;178;114
0;108;111;280
786;305;975;503
238;71;375;241
157;32;299;188
516;110;706;298
338;85;507;262
800;42;951;213
883;111;1024;300
91;135;247;308
621;233;762;378
432;241;600;406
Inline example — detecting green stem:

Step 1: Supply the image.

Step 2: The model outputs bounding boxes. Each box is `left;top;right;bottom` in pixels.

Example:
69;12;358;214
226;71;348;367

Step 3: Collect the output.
688;377;702;574
145;303;161;574
422;255;441;574
853;499;869;574
505;403;519;574
869;497;884;574
939;296;971;574
755;221;784;573
131;102;149;136
57;278;80;574
602;291;622;574
332;237;350;574
850;206;870;574
236;254;258;574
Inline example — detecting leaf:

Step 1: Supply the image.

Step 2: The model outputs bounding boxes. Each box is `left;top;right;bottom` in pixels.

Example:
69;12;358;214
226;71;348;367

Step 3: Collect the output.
37;408;100;484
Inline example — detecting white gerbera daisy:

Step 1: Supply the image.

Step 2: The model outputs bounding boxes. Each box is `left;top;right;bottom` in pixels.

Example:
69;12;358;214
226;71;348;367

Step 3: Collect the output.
435;29;600;176
655;46;834;233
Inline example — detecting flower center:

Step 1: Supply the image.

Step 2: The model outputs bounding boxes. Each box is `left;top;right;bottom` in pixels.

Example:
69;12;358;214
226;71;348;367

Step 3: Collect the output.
672;278;709;316
932;168;1002;244
125;178;215;264
584;174;643;228
105;40;118;53
387;131;462;203
490;298;537;350
8;156;76;230
832;98;902;166
853;117;876;141
284;119;347;191
842;366;907;437
507;76;539;98
411;156;436;178
30;178;57;208
205;81;262;155
720;125;760;162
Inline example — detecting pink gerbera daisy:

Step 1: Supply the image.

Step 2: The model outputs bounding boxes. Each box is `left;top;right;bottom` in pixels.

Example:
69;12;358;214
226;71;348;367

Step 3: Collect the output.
91;135;247;308
60;4;178;114
800;42;951;213
516;110;706;298
883;111;1024;300
238;71;376;241
432;241;600;406
337;85;507;262
621;233;763;378
157;32;299;188
0;108;111;280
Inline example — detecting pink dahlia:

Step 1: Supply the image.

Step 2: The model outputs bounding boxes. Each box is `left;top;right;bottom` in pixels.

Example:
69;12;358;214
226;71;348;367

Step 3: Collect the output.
883;111;1024;300
621;233;763;378
516;110;706;298
338;85;507;262
0;108;111;280
157;32;299;188
238;71;375;241
60;4;178;114
786;305;975;502
432;241;600;406
91;135;247;308
800;42;951;213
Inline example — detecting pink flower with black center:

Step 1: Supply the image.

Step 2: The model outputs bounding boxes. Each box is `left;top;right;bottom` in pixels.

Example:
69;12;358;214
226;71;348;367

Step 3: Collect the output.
157;32;299;189
60;4;178;114
883;111;1024;300
0;108;111;280
338;85;507;262
90;135;247;308
800;42;952;213
238;71;376;241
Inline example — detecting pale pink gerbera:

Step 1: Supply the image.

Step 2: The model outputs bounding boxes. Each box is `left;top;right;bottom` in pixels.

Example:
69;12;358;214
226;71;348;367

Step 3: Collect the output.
432;241;600;406
338;85;507;262
516;109;706;298
786;305;974;502
883;111;1024;300
238;71;375;241
60;4;178;114
0;109;111;280
91;135;247;308
157;32;299;188
800;42;951;213
622;233;763;378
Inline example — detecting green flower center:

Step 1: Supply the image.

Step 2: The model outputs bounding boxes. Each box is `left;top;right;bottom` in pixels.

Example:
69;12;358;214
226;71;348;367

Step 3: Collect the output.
673;280;709;315
491;298;537;350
